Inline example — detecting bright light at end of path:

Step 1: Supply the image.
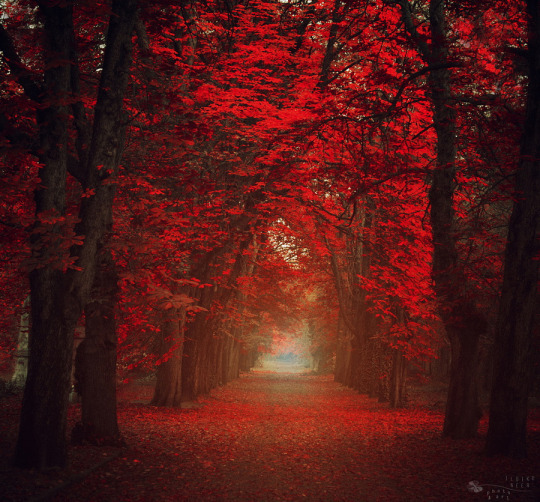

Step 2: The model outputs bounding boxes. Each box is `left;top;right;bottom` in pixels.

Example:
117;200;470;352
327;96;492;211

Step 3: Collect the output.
256;354;310;374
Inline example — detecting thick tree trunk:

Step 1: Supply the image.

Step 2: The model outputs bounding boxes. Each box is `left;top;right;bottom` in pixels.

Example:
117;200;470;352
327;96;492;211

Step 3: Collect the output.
73;249;122;445
181;257;216;403
12;4;75;469
151;308;185;407
486;0;540;458
13;275;77;469
442;322;483;437
427;0;487;438
12;0;138;469
396;0;488;438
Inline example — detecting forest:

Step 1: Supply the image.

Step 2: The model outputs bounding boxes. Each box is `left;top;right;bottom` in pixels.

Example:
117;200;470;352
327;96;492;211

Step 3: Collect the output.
0;0;539;494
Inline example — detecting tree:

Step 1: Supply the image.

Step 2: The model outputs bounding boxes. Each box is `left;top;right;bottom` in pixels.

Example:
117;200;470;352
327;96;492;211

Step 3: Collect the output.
486;0;540;458
10;296;30;389
73;247;122;445
392;0;488;438
1;0;139;469
151;305;186;407
1;0;534;465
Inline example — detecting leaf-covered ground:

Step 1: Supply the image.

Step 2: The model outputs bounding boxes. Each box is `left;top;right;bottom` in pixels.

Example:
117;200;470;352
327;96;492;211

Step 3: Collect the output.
1;369;539;501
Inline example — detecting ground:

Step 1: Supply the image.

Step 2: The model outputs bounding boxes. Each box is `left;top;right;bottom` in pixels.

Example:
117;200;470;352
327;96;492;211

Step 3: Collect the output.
1;364;539;501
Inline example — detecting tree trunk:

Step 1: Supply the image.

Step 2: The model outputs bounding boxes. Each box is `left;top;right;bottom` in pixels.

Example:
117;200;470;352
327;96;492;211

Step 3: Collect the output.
73;249;122;445
397;0;487;438
12;0;138;469
11;296;30;390
389;349;407;408
333;315;347;383
12;4;75;469
181;316;204;402
221;334;233;384
181;233;257;401
486;0;540;458
151;307;185;407
227;338;241;382
13;275;77;469
427;0;487;439
197;326;215;395
214;334;225;386
443;321;484;437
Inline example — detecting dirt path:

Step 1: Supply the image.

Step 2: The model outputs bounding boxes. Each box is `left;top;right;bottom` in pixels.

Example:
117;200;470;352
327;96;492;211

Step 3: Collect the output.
2;369;539;501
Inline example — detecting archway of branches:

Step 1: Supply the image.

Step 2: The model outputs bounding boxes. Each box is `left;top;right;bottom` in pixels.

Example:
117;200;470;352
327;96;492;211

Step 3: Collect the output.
1;0;537;469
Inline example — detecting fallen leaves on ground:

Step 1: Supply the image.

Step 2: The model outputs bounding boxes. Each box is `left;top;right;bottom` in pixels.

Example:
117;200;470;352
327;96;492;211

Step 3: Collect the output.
1;372;539;501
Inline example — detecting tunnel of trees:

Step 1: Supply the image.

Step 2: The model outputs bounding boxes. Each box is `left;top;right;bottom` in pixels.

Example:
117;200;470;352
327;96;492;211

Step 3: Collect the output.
0;0;539;470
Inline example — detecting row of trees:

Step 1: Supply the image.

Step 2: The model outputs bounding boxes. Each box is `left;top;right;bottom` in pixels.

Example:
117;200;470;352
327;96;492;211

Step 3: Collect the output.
0;0;538;469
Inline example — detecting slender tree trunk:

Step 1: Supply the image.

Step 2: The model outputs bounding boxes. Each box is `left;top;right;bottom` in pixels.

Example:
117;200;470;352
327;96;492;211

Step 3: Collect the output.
333;314;347;383
181;232;257;401
341;339;353;387
214;334;224;385
11;296;30;390
151;307;185;407
197;327;214;395
221;334;233;384
181;316;204;402
389;349;408;408
228;338;240;381
486;0;540;458
73;248;122;445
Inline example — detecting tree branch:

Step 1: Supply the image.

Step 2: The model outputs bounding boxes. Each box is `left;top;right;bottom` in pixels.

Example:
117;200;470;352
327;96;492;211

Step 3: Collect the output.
0;24;42;101
135;15;150;51
396;0;431;61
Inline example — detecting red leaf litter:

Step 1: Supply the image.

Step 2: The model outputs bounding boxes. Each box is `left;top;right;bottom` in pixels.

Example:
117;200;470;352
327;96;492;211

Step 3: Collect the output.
1;369;539;501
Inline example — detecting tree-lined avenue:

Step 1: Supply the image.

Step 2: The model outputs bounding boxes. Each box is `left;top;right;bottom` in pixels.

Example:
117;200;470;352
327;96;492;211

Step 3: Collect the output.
1;365;538;501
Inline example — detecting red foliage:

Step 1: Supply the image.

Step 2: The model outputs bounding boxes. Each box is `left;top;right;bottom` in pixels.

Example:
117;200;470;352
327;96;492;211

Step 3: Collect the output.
1;371;538;500
0;0;535;463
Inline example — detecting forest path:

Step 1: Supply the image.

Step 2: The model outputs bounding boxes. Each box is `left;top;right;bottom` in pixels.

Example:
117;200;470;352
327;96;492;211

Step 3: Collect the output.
54;365;538;501
2;367;538;501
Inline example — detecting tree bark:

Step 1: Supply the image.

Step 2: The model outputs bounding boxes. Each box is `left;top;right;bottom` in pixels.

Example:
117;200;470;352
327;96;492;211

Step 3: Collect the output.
181;295;210;402
151;307;186;407
11;3;75;469
73;248;122;445
11;296;30;389
11;0;138;469
427;0;486;439
486;0;540;458
225;337;241;382
181;232;257;402
221;334;233;384
13;278;77;469
389;349;407;408
333;313;347;383
397;0;487;438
